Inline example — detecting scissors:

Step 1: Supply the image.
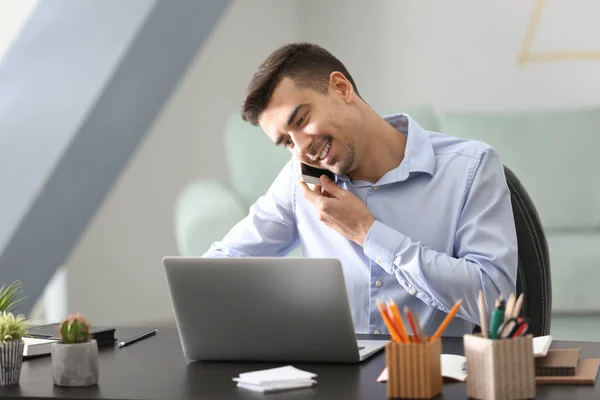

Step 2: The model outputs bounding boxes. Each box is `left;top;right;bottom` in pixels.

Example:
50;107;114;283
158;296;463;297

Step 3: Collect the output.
496;317;530;339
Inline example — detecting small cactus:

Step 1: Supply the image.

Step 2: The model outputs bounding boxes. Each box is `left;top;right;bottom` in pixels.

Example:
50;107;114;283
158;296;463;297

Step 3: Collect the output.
58;313;92;344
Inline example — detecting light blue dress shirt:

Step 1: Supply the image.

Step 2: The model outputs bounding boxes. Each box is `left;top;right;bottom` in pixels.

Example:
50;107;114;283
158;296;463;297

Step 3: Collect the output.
203;113;517;337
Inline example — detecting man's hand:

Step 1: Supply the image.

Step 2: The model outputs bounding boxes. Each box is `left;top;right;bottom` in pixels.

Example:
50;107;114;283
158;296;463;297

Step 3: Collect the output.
298;175;376;246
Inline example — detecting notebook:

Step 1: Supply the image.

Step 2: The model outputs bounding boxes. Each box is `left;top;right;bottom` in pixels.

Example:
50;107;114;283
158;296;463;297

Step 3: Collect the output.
536;358;600;385
27;323;116;347
535;349;580;376
533;335;553;358
23;337;58;357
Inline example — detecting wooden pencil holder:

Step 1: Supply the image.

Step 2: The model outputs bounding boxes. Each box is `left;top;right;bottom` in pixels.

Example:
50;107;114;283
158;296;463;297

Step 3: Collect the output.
464;333;536;400
385;338;442;399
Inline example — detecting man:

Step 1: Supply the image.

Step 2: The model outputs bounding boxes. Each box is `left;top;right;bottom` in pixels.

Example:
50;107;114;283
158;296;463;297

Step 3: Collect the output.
203;42;517;337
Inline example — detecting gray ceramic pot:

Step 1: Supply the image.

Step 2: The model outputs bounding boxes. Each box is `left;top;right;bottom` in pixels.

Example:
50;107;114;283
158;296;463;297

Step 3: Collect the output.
51;339;99;387
0;339;24;386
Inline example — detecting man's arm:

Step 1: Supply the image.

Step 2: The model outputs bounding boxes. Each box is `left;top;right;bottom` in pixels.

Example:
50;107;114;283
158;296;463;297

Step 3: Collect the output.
203;159;299;258
362;149;517;325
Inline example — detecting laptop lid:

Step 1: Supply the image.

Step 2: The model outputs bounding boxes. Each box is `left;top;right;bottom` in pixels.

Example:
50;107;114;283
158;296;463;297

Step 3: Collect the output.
162;257;365;363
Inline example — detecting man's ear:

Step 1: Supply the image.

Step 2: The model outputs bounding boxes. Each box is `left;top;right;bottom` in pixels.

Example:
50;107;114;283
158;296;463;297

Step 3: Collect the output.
328;71;354;103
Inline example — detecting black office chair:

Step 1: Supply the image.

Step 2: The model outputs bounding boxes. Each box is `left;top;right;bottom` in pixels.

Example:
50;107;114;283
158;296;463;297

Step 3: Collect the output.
472;166;552;337
503;166;552;337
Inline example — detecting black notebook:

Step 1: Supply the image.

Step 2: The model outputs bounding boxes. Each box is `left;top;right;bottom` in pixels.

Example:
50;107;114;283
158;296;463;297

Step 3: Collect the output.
28;323;117;347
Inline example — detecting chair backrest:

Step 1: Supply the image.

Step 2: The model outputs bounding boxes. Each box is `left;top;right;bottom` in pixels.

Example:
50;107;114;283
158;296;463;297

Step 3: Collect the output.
504;165;552;336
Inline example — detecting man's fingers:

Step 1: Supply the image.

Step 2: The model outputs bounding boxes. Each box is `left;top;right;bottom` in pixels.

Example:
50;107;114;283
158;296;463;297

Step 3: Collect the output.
319;175;343;198
298;177;321;203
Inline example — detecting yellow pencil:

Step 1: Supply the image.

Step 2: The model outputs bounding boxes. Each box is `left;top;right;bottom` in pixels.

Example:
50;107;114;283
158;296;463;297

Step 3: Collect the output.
376;299;402;343
387;299;410;343
431;298;463;341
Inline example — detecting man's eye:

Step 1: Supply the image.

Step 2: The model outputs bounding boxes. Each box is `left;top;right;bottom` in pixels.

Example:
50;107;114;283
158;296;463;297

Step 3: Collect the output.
297;115;306;126
285;139;294;148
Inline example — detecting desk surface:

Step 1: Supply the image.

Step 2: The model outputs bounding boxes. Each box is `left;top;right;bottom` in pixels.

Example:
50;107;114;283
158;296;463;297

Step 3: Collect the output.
1;327;599;399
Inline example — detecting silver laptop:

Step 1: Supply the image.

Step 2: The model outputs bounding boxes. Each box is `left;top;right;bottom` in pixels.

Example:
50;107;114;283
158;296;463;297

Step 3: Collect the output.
162;256;387;363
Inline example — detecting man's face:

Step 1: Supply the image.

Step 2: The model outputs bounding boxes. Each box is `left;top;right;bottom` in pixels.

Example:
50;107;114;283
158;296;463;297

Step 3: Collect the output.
258;76;362;175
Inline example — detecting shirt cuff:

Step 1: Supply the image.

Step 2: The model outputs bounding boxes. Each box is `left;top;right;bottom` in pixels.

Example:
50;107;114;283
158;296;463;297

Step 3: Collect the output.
363;220;407;274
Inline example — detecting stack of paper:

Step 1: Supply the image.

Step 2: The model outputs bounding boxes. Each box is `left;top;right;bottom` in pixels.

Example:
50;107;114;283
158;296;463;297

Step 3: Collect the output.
233;365;317;393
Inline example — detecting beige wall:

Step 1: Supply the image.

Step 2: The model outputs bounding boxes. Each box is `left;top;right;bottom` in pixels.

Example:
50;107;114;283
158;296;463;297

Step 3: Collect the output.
66;0;299;327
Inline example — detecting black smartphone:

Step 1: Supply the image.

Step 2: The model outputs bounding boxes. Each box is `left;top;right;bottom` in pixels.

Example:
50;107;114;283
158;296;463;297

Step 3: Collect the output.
300;163;335;185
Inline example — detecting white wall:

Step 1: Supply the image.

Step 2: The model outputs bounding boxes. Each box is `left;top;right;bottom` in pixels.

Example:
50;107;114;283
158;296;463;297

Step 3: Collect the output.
65;0;299;327
63;0;600;327
298;0;600;113
0;0;38;61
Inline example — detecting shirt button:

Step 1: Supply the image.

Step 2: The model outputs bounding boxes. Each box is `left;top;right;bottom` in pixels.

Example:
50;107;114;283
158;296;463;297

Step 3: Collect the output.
374;330;381;334
373;186;379;191
375;280;382;287
410;287;417;295
375;259;382;265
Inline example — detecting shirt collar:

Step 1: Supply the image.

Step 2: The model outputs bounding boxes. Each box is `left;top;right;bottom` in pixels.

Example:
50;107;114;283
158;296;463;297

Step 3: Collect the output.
387;113;436;179
337;112;436;184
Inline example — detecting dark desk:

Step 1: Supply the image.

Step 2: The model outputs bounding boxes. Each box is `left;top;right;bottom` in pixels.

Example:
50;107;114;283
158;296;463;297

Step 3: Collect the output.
1;327;598;399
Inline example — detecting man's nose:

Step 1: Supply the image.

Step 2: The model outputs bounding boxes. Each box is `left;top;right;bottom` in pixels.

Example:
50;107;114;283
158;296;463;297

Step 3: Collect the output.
290;132;313;161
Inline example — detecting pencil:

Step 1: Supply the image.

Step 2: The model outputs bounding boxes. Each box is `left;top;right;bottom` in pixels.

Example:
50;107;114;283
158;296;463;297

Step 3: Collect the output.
403;306;423;343
387;299;410;343
410;309;426;343
478;291;488;338
376;299;402;343
431;298;463;341
512;293;524;319
504;293;516;323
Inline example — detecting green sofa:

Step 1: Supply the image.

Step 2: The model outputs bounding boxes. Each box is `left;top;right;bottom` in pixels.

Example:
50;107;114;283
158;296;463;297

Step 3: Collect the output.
174;105;600;341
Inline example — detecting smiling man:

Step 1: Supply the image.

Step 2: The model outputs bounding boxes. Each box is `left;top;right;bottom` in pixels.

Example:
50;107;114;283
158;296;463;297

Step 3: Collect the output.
203;42;517;337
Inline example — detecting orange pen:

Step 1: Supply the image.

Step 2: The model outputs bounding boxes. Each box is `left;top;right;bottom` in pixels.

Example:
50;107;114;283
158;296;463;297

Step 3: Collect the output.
431;298;463;341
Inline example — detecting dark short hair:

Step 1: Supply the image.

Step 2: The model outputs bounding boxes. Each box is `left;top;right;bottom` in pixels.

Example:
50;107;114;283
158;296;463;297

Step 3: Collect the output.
241;42;360;126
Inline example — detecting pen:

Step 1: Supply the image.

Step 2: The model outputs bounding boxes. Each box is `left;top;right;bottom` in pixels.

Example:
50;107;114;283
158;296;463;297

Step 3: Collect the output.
118;329;158;348
431;298;463;342
488;295;505;339
477;291;488;339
